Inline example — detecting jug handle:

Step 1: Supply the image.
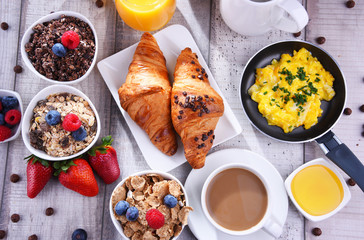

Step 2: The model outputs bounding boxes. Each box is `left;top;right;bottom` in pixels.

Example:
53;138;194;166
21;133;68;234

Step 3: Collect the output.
275;0;308;33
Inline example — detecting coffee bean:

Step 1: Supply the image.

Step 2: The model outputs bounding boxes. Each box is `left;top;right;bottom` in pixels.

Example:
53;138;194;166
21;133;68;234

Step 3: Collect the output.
343;108;352;115
10;174;20;183
312;227;322;236
0;230;6;239
1;22;9;30
11;214;20;223
347;178;356;186
45;207;54;216
28;235;38;240
95;0;104;8
293;31;301;37
346;0;355;8
13;65;23;73
316;37;326;44
359;104;364;112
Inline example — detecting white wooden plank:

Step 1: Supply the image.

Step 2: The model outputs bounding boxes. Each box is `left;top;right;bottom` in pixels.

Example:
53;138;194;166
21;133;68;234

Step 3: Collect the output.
0;0;22;224
0;0;115;239
208;0;306;239
305;0;364;239
100;0;211;239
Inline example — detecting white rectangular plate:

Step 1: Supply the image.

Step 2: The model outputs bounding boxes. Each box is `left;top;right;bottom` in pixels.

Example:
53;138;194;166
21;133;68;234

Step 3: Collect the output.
97;24;242;172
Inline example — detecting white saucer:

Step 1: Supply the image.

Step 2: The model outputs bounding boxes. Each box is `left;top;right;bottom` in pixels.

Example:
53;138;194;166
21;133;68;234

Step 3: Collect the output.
184;149;288;240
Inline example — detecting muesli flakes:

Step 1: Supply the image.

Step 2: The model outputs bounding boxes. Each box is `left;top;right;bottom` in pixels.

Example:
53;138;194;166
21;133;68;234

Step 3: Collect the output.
29;92;97;157
112;174;193;239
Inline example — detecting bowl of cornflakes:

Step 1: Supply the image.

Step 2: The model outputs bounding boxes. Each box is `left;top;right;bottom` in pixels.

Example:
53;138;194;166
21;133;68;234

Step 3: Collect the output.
109;170;193;240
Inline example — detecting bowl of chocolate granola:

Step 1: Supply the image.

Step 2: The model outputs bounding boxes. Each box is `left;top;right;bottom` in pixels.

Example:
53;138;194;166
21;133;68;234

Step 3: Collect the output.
110;170;193;240
21;11;98;84
21;85;100;161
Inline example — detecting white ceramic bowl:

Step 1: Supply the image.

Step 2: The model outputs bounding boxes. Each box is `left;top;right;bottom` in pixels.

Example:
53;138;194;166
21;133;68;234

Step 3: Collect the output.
20;11;98;84
285;158;351;222
0;90;23;143
21;85;101;161
110;170;190;240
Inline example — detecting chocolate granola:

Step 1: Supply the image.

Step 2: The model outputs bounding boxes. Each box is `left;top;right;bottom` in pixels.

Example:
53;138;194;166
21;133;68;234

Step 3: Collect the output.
25;15;95;81
111;174;193;240
29;92;97;157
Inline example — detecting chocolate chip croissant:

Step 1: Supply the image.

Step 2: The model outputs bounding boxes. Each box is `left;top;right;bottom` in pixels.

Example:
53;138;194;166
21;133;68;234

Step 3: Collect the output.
118;32;178;156
172;48;224;168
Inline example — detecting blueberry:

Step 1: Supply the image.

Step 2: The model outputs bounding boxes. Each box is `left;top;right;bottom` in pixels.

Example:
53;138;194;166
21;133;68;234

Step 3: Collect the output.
52;43;67;57
72;126;87;141
2;96;18;109
115;200;129;216
45;110;61;126
126;207;139;221
164;194;177;208
72;228;87;240
0;114;4;125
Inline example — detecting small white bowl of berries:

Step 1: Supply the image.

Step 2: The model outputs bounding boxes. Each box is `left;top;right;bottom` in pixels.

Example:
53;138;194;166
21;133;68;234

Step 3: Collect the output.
0;89;23;143
21;11;98;84
21;85;100;161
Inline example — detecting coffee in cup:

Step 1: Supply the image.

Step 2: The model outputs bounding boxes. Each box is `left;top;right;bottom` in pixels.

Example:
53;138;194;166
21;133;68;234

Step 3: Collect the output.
201;163;282;237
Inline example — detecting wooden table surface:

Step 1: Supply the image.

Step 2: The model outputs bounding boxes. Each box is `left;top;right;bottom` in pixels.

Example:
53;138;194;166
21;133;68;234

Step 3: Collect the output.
1;0;363;239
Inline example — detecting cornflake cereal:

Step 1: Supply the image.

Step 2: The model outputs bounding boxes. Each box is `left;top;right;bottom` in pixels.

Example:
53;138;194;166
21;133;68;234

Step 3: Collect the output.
29;92;97;157
112;174;193;240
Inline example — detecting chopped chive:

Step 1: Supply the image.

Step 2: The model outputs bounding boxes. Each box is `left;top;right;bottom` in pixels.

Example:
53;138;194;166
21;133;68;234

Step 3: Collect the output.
263;91;268;95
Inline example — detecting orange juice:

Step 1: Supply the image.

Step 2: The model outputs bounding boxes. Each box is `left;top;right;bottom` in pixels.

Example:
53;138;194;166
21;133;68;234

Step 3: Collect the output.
291;165;344;216
115;0;176;31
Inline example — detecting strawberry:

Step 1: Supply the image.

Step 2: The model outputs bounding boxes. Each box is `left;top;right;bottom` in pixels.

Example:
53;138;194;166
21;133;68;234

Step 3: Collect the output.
88;136;120;184
55;159;98;197
25;155;53;199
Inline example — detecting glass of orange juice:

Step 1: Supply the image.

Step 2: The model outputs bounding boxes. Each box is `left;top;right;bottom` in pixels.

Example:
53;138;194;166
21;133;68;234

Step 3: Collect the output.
115;0;176;32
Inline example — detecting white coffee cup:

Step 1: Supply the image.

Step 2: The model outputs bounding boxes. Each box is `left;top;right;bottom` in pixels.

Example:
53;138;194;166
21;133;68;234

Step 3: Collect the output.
220;0;309;36
201;163;282;237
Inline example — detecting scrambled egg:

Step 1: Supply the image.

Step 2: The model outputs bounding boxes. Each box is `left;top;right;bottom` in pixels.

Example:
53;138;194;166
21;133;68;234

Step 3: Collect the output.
248;48;335;133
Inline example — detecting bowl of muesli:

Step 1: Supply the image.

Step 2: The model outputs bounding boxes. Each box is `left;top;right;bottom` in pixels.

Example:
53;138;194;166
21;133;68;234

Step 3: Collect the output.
110;170;193;240
21;11;98;84
21;85;100;161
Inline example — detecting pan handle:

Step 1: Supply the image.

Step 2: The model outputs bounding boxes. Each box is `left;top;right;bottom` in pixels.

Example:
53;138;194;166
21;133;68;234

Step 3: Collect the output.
316;131;364;192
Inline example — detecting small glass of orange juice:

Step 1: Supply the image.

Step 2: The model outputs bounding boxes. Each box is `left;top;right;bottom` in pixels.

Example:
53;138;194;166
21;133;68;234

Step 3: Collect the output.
115;0;176;32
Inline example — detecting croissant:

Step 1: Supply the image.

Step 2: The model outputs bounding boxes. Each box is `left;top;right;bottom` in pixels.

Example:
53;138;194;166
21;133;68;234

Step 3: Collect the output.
118;32;178;156
172;48;224;169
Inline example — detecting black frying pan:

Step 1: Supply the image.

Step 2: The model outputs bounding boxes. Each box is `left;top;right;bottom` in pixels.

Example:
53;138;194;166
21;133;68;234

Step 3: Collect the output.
240;40;364;192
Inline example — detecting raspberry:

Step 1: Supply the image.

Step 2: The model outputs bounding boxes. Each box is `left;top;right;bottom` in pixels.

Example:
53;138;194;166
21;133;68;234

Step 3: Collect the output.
146;209;165;229
62;113;81;132
0;125;11;141
5;109;21;125
61;31;80;49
